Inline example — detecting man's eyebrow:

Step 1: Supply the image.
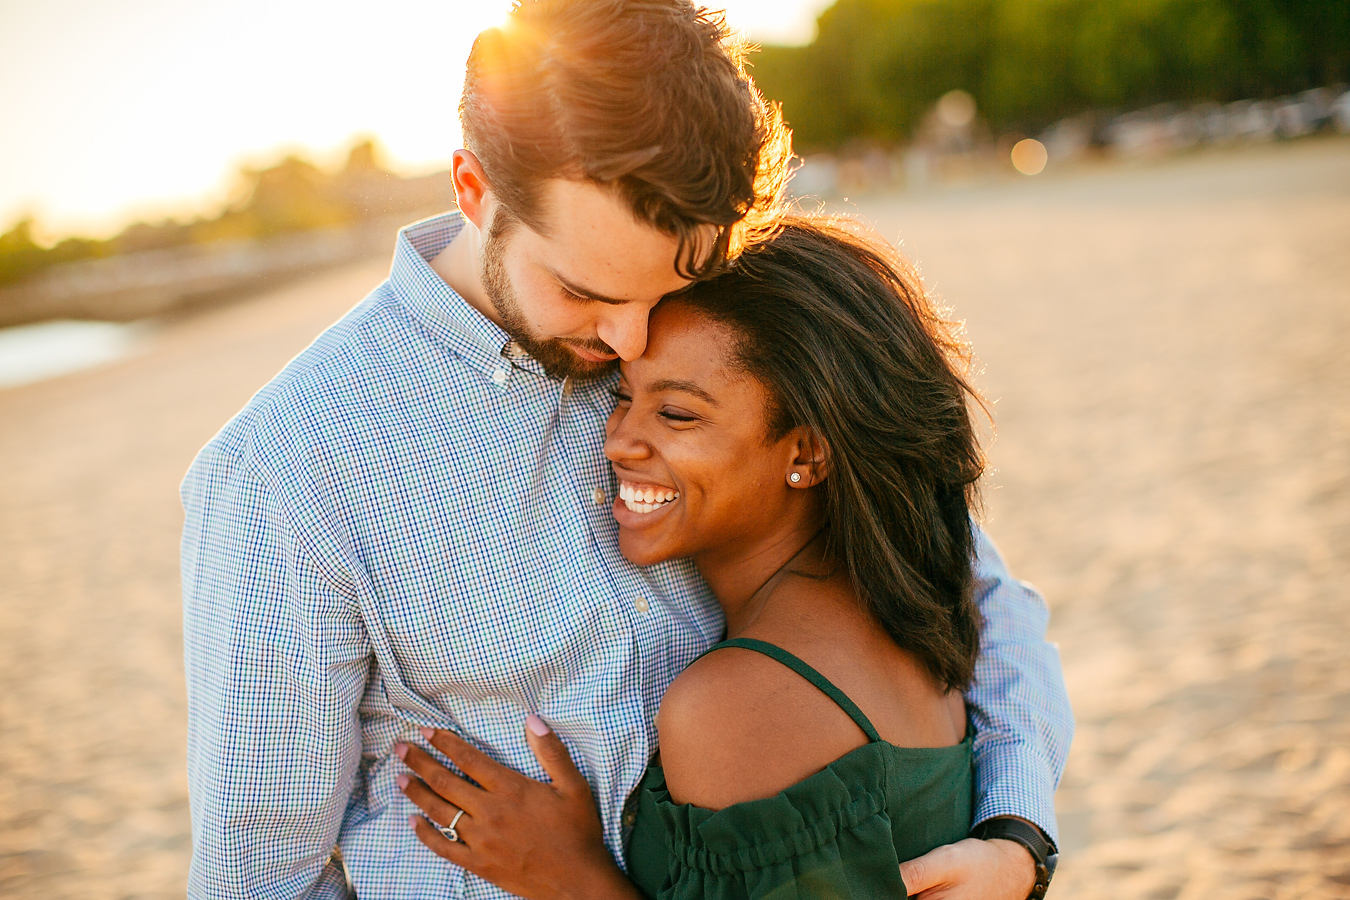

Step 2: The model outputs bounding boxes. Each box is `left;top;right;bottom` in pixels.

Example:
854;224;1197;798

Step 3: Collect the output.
550;269;630;306
650;378;718;406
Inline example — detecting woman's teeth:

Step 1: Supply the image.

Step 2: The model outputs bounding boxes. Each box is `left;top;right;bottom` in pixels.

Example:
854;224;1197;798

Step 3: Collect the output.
619;482;679;514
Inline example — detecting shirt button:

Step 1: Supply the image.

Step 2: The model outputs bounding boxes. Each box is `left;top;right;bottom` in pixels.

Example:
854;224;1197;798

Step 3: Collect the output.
634;596;649;614
591;487;607;505
491;367;509;386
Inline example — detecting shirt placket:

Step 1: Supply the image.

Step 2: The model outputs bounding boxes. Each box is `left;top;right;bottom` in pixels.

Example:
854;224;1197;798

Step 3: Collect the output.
557;375;673;839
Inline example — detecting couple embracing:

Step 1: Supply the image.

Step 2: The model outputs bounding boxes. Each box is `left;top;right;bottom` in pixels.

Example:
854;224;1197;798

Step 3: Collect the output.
181;1;1072;898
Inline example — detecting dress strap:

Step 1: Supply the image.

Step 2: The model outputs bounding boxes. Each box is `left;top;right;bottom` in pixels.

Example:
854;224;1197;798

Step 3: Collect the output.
706;637;883;743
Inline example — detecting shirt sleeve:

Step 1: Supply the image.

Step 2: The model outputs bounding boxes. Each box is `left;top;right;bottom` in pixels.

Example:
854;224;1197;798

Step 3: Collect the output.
181;441;370;899
964;525;1074;847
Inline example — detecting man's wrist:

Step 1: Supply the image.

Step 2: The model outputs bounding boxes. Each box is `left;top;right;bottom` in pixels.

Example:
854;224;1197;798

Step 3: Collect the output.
969;816;1056;898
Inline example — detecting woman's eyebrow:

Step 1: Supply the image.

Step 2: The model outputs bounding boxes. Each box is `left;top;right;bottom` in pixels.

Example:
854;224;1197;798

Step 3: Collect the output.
650;378;718;405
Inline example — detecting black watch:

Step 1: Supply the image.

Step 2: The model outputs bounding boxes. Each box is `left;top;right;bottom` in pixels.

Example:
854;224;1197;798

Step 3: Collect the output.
968;817;1057;899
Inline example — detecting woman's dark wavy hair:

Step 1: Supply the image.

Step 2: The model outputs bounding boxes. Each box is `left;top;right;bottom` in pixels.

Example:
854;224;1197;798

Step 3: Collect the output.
677;215;986;691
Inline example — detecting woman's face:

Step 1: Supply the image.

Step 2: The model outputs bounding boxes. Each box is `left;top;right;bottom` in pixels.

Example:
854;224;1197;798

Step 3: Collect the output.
604;301;805;566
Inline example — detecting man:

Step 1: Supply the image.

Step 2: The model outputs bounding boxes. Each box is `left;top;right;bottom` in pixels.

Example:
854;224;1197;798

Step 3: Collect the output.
181;1;1072;897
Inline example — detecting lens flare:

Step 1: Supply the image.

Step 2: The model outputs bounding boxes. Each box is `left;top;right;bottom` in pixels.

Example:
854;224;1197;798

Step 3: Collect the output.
936;90;977;128
1011;138;1048;175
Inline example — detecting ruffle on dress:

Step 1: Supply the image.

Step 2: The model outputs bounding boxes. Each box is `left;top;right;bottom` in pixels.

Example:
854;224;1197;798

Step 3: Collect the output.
641;743;909;899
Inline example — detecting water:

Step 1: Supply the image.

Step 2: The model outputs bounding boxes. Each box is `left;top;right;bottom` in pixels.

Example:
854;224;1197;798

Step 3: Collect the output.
0;320;145;389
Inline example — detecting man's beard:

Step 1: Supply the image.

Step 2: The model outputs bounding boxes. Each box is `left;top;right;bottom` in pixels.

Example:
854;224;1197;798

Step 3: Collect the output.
481;215;619;382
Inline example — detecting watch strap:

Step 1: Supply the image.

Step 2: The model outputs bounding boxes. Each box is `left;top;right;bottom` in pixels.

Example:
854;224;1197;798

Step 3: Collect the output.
968;817;1056;899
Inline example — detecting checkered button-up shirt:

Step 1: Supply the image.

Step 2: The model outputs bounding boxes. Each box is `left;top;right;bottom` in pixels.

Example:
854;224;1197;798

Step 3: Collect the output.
181;212;1072;899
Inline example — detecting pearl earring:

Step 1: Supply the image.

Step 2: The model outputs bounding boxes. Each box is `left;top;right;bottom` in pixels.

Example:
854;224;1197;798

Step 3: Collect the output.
790;473;802;484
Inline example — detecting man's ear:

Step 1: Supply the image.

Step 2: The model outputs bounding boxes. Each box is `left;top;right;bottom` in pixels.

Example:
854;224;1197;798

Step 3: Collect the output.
785;427;829;488
450;149;493;229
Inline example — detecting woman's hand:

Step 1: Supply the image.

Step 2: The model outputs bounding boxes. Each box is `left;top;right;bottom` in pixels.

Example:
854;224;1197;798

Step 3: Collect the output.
395;715;642;900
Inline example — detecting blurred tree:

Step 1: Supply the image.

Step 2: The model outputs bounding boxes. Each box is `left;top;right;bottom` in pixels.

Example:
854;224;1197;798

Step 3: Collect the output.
0;220;45;285
1287;0;1350;87
237;155;355;236
751;0;1350;146
758;0;996;146
343;139;384;174
0;140;418;287
983;0;1084;126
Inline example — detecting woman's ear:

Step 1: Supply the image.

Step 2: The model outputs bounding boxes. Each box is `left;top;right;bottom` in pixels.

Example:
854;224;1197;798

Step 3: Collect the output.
450;149;493;229
785;427;828;488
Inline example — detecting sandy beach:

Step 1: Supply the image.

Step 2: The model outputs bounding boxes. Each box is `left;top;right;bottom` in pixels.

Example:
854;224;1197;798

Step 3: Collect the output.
1;138;1347;898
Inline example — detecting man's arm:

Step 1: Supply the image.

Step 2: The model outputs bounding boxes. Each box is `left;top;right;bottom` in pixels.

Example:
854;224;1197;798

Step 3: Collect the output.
899;525;1072;899
965;525;1072;844
182;441;370;899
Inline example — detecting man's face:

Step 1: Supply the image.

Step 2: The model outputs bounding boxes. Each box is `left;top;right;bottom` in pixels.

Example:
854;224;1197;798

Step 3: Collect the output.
480;179;701;381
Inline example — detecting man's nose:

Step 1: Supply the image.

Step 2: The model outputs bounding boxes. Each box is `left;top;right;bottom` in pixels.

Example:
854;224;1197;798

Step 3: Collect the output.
597;304;652;362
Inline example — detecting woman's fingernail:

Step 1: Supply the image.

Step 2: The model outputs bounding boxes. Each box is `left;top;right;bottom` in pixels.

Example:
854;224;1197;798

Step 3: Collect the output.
418;726;434;740
408;814;419;829
396;774;409;789
526;713;551;736
393;743;408;760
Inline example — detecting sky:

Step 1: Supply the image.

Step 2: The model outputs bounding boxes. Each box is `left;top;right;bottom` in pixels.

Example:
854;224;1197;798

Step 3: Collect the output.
0;0;833;240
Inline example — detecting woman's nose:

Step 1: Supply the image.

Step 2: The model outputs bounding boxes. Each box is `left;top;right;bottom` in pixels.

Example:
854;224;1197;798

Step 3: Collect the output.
604;408;651;463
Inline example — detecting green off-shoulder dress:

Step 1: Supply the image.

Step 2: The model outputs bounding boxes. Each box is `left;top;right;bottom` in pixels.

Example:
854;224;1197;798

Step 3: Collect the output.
626;638;974;900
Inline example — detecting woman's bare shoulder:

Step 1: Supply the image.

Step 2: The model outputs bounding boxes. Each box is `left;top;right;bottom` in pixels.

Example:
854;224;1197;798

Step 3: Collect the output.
655;646;869;811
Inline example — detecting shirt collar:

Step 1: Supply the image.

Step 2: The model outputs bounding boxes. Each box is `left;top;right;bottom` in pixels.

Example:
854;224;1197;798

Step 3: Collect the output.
388;212;549;381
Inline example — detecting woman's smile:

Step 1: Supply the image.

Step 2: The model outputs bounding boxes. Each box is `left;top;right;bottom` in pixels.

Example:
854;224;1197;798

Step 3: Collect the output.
617;480;680;514
610;476;682;531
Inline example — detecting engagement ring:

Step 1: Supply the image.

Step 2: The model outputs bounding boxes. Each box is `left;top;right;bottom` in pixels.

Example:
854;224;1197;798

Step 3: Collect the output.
438;808;466;843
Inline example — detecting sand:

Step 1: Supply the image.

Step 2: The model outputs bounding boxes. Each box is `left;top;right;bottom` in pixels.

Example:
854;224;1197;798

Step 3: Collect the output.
1;138;1347;898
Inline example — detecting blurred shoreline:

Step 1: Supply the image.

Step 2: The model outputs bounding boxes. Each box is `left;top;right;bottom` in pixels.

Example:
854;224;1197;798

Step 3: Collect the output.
0;214;415;330
0;321;148;390
0;142;453;330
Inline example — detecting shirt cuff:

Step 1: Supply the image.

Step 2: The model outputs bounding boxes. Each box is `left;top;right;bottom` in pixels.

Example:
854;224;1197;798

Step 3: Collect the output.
970;738;1060;849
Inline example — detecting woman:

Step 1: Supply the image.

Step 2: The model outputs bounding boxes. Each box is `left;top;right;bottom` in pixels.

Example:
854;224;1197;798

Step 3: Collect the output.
394;215;987;898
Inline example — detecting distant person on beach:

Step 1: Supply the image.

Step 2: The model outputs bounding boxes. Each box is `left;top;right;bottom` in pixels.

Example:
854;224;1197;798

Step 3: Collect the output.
180;2;1071;898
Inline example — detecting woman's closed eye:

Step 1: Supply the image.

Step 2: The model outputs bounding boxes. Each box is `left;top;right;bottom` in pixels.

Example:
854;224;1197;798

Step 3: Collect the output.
609;386;700;425
658;406;699;424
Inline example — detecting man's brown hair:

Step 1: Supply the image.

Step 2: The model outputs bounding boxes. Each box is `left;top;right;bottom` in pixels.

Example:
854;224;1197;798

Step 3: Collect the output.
460;0;792;279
